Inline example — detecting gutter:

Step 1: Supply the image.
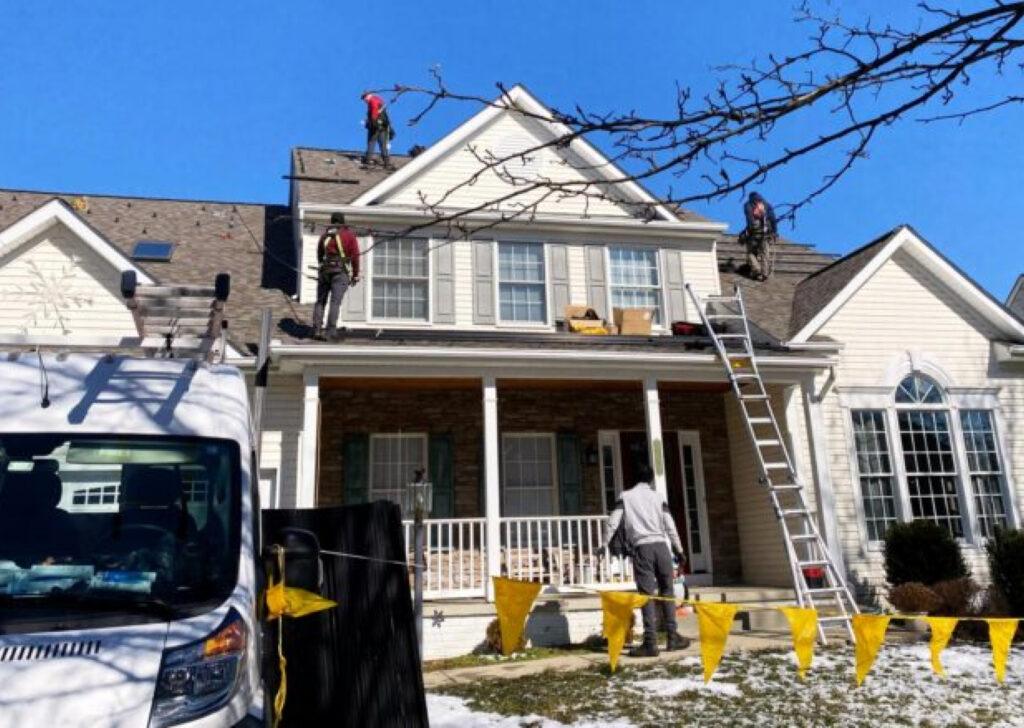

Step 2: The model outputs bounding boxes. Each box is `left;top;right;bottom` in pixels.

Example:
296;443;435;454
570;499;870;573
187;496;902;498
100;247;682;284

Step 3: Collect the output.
782;340;845;353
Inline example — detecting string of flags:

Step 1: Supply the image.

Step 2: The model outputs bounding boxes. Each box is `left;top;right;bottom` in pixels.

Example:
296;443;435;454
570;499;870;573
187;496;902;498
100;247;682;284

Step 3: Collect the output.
491;577;1021;685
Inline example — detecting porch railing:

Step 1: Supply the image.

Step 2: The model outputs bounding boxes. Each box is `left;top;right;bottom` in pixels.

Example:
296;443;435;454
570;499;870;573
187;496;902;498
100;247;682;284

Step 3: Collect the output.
403;518;488;599
500;515;634;588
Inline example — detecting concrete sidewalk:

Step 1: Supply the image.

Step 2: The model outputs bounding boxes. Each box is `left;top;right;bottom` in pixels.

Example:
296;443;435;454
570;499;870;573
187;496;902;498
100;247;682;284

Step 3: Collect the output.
423;629;795;689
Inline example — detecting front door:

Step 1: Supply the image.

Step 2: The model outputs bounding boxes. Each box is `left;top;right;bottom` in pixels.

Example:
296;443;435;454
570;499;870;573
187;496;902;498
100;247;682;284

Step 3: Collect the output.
617;431;712;578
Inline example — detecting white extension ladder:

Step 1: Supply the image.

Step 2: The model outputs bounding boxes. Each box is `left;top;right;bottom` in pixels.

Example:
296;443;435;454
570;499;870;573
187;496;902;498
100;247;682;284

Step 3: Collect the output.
686;283;858;643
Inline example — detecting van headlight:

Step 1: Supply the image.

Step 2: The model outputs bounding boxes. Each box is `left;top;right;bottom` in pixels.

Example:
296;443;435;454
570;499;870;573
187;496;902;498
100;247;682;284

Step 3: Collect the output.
150;609;248;727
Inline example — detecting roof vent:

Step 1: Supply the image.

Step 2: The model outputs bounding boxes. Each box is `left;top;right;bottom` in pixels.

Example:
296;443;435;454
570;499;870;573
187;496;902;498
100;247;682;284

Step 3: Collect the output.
131;240;175;262
408;144;427;158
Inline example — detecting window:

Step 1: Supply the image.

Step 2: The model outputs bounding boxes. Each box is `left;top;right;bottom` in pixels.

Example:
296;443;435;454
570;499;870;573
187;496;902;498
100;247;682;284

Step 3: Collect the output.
369;434;426;506
371;239;429;320
131;239;175;262
850;410;899;541
960;410;1008;538
609;247;662;323
502;434;556;517
498;242;546;323
897;408;963;538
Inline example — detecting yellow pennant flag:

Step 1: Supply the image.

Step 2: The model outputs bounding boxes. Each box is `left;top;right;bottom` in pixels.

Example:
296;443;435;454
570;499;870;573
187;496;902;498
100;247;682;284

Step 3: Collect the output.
852;614;890;686
924;617;958;676
695;602;739;683
985;618;1019;684
265;582;337;620
780;607;818;679
493;577;543;656
601;591;650;672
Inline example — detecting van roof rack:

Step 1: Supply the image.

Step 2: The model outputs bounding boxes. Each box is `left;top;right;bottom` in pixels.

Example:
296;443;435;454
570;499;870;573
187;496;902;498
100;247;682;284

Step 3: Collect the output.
0;272;231;363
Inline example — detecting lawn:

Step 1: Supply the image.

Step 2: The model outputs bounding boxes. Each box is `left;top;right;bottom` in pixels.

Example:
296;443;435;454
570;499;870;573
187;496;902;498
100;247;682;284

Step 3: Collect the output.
427;643;1024;727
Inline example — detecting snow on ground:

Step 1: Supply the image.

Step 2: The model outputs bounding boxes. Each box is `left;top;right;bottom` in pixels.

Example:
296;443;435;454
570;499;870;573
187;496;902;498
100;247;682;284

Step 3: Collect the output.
431;643;1024;727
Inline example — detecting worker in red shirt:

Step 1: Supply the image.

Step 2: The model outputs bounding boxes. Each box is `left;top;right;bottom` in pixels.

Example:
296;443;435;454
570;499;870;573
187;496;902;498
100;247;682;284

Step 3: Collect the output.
361;90;395;170
312;212;361;340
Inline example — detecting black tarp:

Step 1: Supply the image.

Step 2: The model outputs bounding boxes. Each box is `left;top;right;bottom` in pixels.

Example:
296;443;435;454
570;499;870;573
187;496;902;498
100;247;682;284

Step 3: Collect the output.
262;503;428;728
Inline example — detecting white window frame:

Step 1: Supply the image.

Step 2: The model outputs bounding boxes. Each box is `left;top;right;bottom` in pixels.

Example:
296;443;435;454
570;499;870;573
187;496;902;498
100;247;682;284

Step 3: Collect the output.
605;244;666;329
500;432;559;517
368;433;428;507
366;235;433;324
493;241;551;328
677;430;713;577
839;373;1017;550
597;430;623;514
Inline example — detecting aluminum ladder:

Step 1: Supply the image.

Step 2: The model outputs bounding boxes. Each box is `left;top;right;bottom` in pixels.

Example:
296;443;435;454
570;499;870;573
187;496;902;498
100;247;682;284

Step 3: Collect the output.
686;283;858;643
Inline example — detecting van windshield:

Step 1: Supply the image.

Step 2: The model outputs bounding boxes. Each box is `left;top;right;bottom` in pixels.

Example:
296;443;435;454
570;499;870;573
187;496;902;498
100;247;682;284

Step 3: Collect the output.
0;435;240;624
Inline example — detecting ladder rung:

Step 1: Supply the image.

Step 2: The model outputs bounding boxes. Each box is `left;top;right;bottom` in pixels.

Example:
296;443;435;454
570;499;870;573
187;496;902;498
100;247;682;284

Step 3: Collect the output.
756;439;781;447
732;373;759;379
704;295;740;302
143;317;212;327
740;394;769;401
818;615;853;623
790;534;818;541
137;285;216;298
798;560;830;567
748;417;773;424
780;510;810;519
764;462;790;470
707;313;744;319
138;335;206;349
806;587;847;595
770;484;803;492
141;307;213;318
717;333;748;339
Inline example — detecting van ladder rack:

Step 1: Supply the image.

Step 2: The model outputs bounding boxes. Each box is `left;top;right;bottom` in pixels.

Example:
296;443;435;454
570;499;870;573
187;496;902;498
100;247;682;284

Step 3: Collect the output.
686;282;858;644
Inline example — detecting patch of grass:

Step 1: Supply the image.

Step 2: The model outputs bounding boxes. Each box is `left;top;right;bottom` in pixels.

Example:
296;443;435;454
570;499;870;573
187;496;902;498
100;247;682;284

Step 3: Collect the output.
424;645;587;672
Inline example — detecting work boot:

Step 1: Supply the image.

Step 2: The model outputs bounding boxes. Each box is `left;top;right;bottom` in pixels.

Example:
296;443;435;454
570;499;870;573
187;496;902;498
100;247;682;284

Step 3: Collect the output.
628;639;659;658
312;325;325;341
327;327;346;342
666;632;691;651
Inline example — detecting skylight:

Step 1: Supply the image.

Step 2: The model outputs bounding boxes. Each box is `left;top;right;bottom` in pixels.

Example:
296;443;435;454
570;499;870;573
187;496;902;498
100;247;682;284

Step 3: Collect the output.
131;240;175;262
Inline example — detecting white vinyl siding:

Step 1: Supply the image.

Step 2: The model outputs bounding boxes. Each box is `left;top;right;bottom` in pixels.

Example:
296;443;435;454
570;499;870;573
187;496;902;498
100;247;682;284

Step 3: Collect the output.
497;242;546;323
608;246;662;323
501;434;557;517
255;374;303;509
369;434;427;506
371;239;429;320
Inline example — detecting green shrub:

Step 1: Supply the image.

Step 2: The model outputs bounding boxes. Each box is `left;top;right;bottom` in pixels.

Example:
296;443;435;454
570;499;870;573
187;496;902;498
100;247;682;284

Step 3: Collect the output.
987;527;1024;617
883;521;968;587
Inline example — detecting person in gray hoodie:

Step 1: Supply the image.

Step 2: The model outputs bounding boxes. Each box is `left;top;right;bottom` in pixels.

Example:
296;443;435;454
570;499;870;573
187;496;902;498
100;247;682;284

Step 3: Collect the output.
605;462;691;657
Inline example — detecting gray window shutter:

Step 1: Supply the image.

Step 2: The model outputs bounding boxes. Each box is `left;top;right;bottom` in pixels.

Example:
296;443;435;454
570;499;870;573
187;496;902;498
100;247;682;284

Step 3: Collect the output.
585;246;608;319
472;241;496;325
341;245;367;322
342;433;369;505
433;242;455;324
661;249;685;323
429;433;455;517
549;244;570;322
557;433;583;515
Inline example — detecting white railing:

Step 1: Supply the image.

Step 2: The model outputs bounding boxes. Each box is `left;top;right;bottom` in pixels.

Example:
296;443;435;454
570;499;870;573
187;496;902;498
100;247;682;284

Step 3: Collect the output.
499;515;634;589
403;518;487;599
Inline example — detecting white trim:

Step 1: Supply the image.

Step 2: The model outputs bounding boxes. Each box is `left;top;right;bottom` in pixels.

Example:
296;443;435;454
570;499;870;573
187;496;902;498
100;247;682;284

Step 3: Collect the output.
0;198;156;285
482;375;501;601
605;244;667;331
642;377;667;498
801;378;846;573
790;226;1024;343
366;234;433;324
677;430;713;576
597;430;623;514
351;85;690;224
493;240;552;328
296;371;320;508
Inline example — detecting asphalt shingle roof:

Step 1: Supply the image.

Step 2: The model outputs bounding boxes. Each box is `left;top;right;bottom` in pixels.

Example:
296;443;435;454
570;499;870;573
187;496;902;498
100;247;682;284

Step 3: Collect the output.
290;148;413;206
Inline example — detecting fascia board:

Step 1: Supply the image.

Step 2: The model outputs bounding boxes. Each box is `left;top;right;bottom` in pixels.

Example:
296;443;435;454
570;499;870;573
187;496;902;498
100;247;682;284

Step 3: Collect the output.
0;200;156;285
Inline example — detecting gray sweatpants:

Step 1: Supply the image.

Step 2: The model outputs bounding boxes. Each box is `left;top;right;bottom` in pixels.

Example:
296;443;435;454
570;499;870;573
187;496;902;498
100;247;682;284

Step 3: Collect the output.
633;542;676;642
313;273;349;331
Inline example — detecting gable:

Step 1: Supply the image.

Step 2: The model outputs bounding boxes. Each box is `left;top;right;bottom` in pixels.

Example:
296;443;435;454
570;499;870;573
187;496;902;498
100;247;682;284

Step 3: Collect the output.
382;109;642;218
1009;275;1024;319
0;220;136;336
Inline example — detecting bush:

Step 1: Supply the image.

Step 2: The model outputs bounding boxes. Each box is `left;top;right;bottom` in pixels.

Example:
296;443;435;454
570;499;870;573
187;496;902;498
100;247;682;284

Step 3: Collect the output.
987;527;1024;617
930;577;982;616
888;582;941;614
485;618;526;654
883;521;968;587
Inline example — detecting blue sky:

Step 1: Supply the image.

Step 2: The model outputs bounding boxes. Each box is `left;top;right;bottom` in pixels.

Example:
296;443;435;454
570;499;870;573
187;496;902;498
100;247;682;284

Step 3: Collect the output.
2;1;1020;298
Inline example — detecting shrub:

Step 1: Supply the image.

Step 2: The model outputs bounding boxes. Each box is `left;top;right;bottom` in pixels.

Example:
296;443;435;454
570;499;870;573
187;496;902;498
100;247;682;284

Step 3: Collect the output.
930;577;982;617
986;527;1024;617
888;582;941;614
883;521;968;587
485;618;525;654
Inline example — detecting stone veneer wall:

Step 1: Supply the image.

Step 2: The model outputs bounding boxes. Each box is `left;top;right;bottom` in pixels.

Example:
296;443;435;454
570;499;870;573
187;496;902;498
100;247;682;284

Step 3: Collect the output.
317;384;742;582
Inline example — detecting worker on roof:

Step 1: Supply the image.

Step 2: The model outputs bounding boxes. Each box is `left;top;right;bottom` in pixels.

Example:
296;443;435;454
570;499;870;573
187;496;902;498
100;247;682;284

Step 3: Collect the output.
361;90;395;170
312;213;360;341
740;191;777;281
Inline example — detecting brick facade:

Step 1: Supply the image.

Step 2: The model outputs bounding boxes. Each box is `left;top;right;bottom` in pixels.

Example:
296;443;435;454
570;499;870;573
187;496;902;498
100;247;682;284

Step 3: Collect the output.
317;382;742;582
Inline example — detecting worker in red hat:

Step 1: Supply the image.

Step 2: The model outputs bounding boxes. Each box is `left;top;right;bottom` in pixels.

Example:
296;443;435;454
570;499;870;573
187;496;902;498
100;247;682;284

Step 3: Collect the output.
361;91;395;170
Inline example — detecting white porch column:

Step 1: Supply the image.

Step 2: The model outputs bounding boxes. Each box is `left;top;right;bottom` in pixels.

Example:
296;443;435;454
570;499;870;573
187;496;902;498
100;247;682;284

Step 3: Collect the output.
643;377;668;498
483;376;502;601
800;375;846;573
296;371;320;508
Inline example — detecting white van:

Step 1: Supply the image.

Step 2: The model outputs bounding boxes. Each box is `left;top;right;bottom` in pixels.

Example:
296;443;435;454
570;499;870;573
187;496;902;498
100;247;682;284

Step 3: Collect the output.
0;353;264;727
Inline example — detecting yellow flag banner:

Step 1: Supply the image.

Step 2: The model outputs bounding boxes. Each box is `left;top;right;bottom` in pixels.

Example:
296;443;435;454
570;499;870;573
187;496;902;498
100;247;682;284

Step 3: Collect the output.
924;617;959;676
985;618;1020;684
852;614;890;686
695;602;739;683
601;591;650;672
780;607;817;679
265;582;338;620
493;577;544;656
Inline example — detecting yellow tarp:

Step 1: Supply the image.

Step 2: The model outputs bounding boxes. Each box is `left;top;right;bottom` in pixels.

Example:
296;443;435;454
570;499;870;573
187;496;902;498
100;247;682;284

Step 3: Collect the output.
780;607;817;679
695;602;738;683
924;617;958;676
985;618;1020;684
852;614;890;686
601;591;650;672
265;582;337;620
493;577;543;656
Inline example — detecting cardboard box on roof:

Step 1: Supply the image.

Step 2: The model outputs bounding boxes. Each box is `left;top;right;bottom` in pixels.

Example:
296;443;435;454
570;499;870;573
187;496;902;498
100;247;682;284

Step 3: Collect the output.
613;308;654;335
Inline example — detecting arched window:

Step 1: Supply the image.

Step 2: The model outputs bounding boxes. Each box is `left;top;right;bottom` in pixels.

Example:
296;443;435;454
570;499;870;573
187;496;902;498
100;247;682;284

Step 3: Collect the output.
894;374;944;405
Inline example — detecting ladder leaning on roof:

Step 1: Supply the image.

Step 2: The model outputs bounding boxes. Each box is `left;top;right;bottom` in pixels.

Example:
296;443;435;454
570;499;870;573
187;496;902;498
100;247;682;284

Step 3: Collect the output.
685;282;858;643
